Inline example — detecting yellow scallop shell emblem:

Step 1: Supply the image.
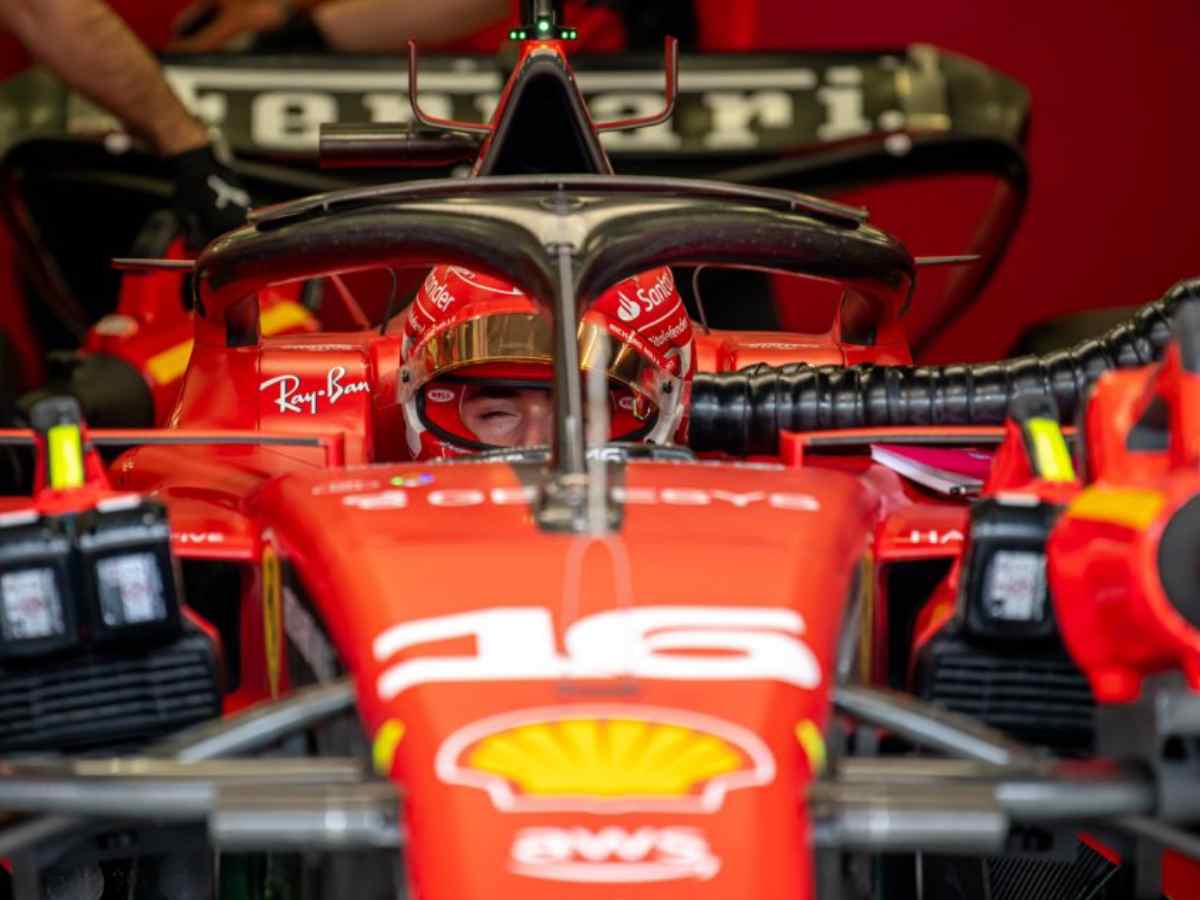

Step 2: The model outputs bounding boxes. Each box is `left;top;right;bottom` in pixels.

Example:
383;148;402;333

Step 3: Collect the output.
466;718;743;797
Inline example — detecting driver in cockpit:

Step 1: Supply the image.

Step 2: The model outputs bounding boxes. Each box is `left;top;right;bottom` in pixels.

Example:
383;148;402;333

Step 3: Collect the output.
394;265;695;459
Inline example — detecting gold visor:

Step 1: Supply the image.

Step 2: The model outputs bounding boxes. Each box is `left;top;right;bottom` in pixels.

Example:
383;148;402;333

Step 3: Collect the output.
401;313;672;404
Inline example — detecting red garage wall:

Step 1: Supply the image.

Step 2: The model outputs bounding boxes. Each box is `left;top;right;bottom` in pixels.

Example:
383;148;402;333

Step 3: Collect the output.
757;0;1200;362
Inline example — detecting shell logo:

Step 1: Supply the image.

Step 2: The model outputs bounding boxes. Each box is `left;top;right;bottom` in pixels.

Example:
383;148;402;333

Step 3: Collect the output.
435;705;775;814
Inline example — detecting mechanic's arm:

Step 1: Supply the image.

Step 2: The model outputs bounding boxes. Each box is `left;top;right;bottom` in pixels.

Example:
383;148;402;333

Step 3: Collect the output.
312;0;692;51
1;0;251;246
309;0;508;52
171;0;509;53
0;0;207;155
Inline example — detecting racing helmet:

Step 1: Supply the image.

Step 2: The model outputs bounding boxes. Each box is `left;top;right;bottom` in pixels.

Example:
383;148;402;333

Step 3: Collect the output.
398;265;695;459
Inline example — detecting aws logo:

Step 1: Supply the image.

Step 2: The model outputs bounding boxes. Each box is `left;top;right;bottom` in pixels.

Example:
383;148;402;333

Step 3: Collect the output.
511;826;719;883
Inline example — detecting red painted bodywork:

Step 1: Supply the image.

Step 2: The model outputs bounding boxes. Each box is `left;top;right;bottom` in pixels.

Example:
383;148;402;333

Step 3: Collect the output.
102;353;879;897
84;308;1200;897
1050;342;1200;704
5;24;1199;899
67;39;928;898
91;242;320;424
265;461;869;899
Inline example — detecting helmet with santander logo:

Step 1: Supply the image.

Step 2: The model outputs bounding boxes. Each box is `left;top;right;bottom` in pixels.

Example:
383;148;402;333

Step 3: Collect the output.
397;265;694;460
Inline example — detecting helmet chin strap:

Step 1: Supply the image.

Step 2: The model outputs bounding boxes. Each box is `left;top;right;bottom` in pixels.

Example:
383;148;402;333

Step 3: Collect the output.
645;341;692;444
646;395;684;445
402;397;427;458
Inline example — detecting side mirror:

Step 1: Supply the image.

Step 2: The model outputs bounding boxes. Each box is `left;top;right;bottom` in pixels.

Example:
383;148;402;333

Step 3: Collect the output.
318;126;482;170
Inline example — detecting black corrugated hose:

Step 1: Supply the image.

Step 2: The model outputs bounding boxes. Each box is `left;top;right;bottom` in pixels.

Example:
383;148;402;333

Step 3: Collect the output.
689;277;1200;455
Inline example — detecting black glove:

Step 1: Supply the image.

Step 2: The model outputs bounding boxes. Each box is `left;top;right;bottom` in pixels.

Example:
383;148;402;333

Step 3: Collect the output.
168;143;251;251
250;9;330;53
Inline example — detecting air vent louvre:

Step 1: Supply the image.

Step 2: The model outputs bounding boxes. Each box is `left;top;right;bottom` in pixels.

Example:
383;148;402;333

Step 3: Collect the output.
0;632;221;754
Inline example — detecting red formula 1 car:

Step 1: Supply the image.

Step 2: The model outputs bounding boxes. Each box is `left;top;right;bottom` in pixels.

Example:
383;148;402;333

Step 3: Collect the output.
2;5;1200;900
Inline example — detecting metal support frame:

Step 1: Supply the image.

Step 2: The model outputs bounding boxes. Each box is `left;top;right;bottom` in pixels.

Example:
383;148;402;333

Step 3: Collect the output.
1096;672;1200;820
0;759;370;820
822;762;1155;824
809;782;1008;854
830;680;1200;896
1093;672;1200;898
834;684;1037;768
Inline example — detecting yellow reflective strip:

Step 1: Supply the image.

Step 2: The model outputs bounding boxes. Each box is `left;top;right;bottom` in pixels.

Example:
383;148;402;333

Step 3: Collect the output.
145;339;194;386
47;424;84;489
795;720;827;775
1069;488;1165;530
857;554;874;684
260;300;314;336
143;301;308;387
262;545;282;699
1028;417;1076;482
373;719;406;776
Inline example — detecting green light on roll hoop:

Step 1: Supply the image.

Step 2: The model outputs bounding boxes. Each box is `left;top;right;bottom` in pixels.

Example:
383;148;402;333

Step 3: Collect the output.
510;18;576;41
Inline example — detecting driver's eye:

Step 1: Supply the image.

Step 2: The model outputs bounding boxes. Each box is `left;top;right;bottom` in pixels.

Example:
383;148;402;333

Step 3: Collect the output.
477;404;521;423
458;386;553;447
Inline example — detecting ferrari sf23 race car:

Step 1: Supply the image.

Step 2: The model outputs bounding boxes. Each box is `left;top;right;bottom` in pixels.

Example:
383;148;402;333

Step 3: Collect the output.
1;4;1200;900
